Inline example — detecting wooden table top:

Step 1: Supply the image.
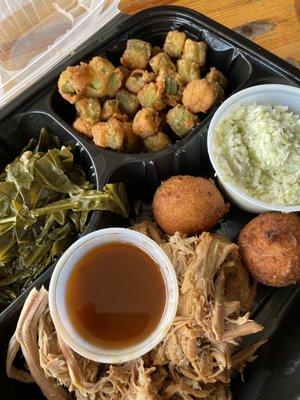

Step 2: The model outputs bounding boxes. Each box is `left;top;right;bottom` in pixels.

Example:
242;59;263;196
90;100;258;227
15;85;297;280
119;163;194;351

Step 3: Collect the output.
119;0;300;69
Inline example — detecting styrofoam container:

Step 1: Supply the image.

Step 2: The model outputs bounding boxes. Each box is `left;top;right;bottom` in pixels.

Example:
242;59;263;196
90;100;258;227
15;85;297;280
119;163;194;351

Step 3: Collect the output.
49;227;178;364
207;84;300;213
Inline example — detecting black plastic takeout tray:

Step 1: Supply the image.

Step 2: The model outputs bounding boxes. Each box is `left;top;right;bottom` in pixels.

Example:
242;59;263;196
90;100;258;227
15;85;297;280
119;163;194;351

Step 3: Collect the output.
0;6;299;400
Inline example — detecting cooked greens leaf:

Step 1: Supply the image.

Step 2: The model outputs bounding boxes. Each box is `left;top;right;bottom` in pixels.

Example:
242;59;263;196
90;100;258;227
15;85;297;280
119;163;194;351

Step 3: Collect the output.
0;128;129;313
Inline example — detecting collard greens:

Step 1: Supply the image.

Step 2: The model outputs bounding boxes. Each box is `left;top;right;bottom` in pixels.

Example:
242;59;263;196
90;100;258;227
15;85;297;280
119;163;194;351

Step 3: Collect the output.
0;128;128;313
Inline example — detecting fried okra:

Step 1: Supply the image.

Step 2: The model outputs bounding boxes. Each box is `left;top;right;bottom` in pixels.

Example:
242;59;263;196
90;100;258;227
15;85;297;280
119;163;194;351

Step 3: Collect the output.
107;67;124;98
177;59;200;83
137;82;165;111
75;97;101;120
92;118;125;151
73;118;95;139
73;97;101;137
116;89;139;117
118;66;131;84
125;70;155;94
58;62;92;104
163;30;186;58
132;108;161;139
166;105;197;137
144;132;172;152
121;39;152;70
205;67;228;89
86;57;115;98
123;122;141;152
156;68;184;107
149;52;176;74
101;99;122;121
182;39;207;68
182;78;224;113
151;46;162;57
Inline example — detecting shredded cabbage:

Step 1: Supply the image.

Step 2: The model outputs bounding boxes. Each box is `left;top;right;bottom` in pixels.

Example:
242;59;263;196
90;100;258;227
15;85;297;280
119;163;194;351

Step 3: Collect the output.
213;103;300;205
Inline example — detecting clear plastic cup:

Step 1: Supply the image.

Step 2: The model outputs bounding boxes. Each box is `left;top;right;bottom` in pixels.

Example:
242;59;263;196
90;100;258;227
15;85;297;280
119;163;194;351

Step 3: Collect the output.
49;227;178;363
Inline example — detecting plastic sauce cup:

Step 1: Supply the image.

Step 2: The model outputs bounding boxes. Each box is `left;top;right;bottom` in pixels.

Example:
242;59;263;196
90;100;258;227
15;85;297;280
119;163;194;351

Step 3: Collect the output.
49;227;178;363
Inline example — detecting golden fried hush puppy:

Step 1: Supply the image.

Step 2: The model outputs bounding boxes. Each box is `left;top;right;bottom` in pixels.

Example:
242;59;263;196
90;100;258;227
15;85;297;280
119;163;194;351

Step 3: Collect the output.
92;118;125;151
156;68;184;107
125;70;155;94
182;39;207;67
238;212;300;287
132;108;160;139
86;57;115;98
149;52;176;74
182;78;224;113
137;82;165;111
116;89;139;117
121;39;152;70
153;175;229;235
163;30;186;58
205;67;228;89
166;105;197;137
144;132;172;152
58;62;92;104
73;97;101;137
177;59;200;83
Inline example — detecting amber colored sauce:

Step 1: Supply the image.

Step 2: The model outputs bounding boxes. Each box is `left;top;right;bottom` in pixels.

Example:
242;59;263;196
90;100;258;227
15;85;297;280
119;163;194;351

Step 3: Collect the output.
66;242;166;348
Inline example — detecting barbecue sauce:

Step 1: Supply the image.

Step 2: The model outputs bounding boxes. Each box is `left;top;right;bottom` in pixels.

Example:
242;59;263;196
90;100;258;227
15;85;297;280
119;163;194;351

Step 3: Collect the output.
66;242;166;348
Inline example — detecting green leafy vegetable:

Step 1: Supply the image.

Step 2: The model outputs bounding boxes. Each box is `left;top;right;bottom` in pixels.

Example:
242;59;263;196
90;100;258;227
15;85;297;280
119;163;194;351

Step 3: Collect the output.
0;128;128;313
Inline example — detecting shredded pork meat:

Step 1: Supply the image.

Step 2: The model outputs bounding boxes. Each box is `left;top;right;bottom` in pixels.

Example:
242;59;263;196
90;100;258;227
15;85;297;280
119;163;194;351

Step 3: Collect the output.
6;221;264;399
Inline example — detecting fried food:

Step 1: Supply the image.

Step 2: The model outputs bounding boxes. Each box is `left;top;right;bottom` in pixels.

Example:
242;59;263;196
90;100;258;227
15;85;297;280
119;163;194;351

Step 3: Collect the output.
107;67;123;97
137;82;165;111
125;69;155;94
163;30;186;58
132;108;160;138
85;57;115;98
238;212;300;287
73;117;95;139
177;58;200;83
166;105;197;137
182;38;207;67
92;118;125;151
121;39;152;70
205;67;228;89
151;45;162;57
144;131;172;152
101;99;122;121
58;31;228;153
116;89;139;117
156;67;184;107
182;78;224;113
149;52;176;74
58;62;92;104
153;175;229;235
123;122;141;152
72;98;101;137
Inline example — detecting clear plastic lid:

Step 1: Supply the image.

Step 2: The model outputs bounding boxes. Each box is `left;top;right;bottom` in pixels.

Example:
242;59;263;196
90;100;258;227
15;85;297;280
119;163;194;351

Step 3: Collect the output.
0;0;120;110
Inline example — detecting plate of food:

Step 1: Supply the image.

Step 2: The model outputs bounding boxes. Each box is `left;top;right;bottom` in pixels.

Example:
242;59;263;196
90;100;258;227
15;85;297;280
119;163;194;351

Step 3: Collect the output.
0;5;299;400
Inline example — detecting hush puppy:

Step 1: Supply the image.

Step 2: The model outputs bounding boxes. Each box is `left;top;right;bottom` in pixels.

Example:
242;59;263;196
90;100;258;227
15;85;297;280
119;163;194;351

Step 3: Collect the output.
238;212;300;287
153;175;229;235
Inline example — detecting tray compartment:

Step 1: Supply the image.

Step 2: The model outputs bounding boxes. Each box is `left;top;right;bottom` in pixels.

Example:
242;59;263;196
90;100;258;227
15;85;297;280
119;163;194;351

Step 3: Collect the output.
49;15;252;150
0;111;103;320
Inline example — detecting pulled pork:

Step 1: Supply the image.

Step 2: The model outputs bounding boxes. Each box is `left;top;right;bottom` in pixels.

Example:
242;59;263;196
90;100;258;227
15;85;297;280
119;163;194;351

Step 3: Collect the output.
6;222;264;399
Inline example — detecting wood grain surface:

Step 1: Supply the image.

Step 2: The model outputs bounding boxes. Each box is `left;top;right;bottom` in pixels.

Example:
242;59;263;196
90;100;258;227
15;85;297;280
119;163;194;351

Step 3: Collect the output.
119;0;300;68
